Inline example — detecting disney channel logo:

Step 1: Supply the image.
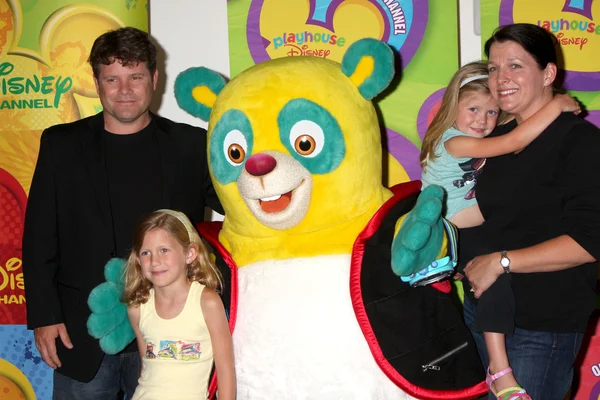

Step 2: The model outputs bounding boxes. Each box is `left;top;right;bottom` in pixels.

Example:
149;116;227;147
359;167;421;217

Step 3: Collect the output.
0;257;24;305
0;61;73;110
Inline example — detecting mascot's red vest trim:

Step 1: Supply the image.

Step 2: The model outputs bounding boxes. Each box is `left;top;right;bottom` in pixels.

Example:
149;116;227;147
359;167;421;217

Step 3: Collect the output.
199;181;487;399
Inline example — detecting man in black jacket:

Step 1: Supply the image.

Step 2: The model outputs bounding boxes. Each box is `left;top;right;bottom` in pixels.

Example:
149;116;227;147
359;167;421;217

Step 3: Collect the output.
22;27;222;399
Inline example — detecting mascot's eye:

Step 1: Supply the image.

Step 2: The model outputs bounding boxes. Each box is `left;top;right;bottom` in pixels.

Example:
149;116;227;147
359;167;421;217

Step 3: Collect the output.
294;135;316;156
289;120;324;158
227;144;246;164
223;129;248;166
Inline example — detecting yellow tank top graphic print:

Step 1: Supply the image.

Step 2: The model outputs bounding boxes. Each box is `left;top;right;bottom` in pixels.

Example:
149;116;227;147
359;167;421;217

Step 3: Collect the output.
132;281;213;400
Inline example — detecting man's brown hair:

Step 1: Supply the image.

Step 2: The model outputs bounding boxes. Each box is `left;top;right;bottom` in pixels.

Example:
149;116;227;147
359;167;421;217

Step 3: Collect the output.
88;26;157;79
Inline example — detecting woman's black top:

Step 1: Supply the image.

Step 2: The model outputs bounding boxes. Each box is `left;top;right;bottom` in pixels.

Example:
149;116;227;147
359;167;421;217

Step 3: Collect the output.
459;113;600;333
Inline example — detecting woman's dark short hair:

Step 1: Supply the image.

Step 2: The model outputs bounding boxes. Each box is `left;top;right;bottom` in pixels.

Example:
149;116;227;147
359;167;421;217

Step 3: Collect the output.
484;23;557;70
88;27;157;78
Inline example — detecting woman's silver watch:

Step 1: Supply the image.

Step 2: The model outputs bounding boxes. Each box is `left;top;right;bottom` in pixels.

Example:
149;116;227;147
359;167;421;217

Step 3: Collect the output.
500;250;511;274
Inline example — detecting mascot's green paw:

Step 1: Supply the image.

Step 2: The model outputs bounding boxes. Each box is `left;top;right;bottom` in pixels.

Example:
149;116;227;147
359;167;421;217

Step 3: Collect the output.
87;295;127;337
103;257;125;285
87;258;135;355
98;317;135;356
88;281;121;314
391;185;444;277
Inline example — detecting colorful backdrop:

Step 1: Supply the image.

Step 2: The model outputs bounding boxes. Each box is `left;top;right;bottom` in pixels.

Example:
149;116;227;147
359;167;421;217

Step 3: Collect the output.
0;1;147;398
228;0;460;187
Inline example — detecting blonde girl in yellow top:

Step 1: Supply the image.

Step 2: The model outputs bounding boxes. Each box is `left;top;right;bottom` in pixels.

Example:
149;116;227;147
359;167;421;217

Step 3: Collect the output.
124;209;234;400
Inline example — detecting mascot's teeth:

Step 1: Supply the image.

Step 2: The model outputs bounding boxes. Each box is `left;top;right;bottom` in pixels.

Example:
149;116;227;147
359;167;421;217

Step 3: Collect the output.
261;194;282;202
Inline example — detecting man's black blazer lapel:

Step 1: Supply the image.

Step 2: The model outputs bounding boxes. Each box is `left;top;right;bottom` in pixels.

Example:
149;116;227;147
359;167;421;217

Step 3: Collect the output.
81;113;115;253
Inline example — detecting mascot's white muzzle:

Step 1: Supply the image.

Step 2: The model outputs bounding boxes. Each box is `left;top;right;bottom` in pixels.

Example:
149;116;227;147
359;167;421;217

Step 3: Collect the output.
237;150;313;230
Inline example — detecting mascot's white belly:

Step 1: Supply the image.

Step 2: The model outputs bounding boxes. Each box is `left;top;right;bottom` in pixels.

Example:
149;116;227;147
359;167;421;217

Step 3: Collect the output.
234;254;416;399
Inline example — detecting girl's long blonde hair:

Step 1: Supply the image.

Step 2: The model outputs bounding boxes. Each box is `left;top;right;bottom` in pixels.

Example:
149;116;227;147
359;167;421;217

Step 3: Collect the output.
123;209;223;306
420;61;505;170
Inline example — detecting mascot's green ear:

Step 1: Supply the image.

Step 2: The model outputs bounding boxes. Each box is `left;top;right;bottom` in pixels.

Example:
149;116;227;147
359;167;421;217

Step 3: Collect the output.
341;38;394;100
174;67;227;122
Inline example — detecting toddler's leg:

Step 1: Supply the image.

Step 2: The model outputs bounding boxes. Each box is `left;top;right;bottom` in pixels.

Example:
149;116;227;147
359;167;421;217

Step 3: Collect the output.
485;332;523;397
478;275;530;399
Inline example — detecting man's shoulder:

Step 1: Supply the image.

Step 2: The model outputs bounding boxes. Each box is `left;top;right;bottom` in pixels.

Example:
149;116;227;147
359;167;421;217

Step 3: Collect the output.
42;114;99;139
153;114;207;136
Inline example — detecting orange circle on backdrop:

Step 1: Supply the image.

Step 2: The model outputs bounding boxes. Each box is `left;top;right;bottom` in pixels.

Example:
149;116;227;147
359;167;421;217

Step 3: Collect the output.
0;375;25;399
0;358;34;400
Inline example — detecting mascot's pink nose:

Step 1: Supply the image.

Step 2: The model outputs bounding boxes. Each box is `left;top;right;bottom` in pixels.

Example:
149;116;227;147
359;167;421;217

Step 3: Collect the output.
245;153;277;176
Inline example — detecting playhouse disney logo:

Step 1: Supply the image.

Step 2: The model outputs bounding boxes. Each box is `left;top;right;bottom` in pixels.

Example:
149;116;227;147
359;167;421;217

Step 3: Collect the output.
246;0;427;66
0;61;72;110
502;0;600;90
272;31;346;58
537;17;599;50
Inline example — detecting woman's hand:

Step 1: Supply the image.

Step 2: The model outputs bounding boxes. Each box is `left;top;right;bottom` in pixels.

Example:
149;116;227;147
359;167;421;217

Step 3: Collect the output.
464;252;504;298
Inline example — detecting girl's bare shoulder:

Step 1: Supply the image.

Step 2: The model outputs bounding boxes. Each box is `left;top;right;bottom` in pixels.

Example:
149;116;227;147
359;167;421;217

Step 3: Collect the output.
200;287;225;312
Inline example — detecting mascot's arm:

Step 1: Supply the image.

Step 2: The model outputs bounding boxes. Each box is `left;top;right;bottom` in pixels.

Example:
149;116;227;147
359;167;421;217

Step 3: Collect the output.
87;258;135;354
390;185;457;286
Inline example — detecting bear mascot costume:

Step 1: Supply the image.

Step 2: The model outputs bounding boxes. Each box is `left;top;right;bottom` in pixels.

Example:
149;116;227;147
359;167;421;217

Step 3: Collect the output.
88;38;487;399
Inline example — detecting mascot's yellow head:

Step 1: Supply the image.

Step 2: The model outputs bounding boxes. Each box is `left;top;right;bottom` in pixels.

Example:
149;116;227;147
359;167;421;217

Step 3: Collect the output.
175;39;395;266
